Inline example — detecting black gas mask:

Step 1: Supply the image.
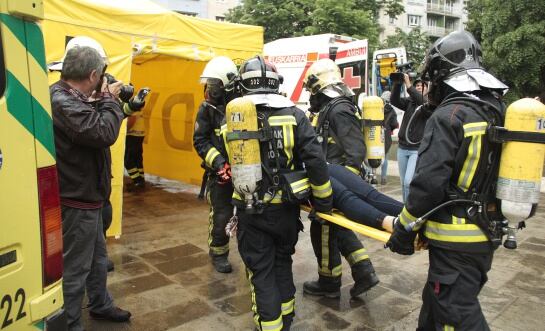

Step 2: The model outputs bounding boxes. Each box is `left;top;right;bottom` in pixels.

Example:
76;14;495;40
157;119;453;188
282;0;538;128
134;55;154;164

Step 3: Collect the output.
204;78;225;106
308;93;331;114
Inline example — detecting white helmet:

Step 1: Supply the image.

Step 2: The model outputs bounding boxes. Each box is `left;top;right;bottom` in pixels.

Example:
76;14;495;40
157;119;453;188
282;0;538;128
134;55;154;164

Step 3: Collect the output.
304;59;353;98
48;36;108;71
303;59;343;94
200;56;238;86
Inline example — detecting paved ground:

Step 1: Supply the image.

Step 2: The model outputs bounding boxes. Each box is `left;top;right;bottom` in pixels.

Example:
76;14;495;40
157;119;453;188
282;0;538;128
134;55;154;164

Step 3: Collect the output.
82;175;545;331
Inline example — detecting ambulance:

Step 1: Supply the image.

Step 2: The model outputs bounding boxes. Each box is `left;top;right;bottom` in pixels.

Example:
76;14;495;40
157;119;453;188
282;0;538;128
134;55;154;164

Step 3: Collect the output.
0;0;66;330
264;34;369;109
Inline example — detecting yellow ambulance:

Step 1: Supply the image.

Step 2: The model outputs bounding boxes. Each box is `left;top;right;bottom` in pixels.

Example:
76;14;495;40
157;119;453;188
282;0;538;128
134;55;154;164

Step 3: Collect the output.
0;0;66;330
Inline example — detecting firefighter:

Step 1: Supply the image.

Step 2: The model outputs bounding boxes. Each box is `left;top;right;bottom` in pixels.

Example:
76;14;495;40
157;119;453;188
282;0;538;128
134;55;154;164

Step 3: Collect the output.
226;56;332;331
302;58;379;298
125;112;146;189
386;31;509;330
193;56;238;273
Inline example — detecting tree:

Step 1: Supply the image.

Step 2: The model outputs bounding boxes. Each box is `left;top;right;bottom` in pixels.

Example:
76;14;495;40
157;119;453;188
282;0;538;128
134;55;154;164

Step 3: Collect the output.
303;0;378;46
225;0;381;46
467;0;545;99
382;27;430;67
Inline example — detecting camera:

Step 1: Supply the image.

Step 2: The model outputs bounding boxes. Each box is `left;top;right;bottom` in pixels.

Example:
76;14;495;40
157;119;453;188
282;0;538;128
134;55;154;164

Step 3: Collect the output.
390;61;418;83
104;73;135;103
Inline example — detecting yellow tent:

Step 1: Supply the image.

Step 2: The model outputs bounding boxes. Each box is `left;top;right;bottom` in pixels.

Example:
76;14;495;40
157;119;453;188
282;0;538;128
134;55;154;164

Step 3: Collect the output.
43;0;263;236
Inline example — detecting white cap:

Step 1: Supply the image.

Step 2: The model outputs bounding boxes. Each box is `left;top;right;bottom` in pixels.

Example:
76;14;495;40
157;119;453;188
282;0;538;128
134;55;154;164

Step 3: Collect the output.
48;36;108;71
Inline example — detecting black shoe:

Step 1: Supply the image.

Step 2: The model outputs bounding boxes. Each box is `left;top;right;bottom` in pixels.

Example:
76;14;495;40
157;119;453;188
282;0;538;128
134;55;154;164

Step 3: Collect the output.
350;271;380;297
90;306;131;322
211;255;232;273
381;177;387;185
107;259;114;272
303;280;340;298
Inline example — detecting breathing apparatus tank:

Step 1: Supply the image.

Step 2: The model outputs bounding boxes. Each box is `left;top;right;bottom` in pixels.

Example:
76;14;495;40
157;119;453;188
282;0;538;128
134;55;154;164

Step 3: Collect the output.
225;97;262;213
496;98;545;223
361;96;385;169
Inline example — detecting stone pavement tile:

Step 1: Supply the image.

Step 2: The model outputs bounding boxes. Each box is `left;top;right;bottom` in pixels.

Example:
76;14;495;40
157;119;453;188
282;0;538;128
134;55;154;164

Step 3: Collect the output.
525;236;545;246
140;243;204;265
213;293;252;317
479;286;517;323
168;312;239;331
128;298;215;331
154;252;210;275
490;297;544;331
341;291;421;330
112;284;197;317
196;279;238;301
108;272;173;299
107;261;155;284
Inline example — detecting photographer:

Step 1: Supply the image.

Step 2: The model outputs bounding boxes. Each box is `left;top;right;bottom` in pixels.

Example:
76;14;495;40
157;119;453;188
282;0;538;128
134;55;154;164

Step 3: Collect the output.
391;73;429;202
50;41;132;330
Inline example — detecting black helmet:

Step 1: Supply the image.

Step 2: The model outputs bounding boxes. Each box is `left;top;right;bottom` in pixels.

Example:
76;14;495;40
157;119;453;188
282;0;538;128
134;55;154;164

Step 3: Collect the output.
421;31;483;83
238;55;281;95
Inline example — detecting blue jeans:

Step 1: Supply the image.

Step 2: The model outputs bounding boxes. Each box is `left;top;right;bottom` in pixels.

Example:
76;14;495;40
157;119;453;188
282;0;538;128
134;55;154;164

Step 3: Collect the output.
397;147;419;203
381;157;388;179
328;164;403;229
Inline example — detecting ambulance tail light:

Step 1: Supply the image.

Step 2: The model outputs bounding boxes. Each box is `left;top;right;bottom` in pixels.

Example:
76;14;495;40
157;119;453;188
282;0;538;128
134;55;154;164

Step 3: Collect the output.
37;165;63;287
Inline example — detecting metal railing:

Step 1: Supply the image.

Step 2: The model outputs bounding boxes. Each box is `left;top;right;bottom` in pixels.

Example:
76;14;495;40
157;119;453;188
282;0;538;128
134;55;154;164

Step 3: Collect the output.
425;26;456;36
426;2;462;16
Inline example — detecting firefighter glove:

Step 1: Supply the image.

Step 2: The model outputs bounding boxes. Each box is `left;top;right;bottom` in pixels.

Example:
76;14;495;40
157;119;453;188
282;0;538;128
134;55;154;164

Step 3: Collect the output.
127;87;151;113
217;163;232;184
385;218;417;255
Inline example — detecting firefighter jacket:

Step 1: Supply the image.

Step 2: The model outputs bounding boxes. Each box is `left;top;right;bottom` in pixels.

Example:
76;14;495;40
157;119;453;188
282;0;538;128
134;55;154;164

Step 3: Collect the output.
391;84;430;150
193;102;228;172
127;112;145;137
50;80;124;204
224;103;333;213
315;96;366;175
398;92;503;253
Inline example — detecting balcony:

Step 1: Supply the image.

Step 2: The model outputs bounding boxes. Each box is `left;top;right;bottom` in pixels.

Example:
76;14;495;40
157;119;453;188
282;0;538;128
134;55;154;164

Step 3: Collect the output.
426;3;462;17
426;26;456;37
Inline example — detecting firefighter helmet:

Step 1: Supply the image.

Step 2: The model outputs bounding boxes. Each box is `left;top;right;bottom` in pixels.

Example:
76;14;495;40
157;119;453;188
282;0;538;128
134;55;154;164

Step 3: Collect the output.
238;55;281;95
200;56;238;86
421;31;483;83
48;36;108;71
303;59;343;95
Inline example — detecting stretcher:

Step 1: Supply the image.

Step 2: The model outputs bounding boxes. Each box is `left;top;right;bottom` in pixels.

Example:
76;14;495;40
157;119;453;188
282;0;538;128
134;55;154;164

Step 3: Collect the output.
301;206;391;243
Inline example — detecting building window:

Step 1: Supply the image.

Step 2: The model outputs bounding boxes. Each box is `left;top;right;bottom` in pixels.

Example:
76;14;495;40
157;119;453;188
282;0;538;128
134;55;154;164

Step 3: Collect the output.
408;15;421;26
216;16;225;21
427;17;437;27
389;16;396;24
175;11;198;17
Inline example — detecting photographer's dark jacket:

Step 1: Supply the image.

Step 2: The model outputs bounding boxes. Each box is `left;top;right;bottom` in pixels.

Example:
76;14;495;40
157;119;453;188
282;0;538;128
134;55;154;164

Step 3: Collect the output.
315;96;366;175
50;80;124;208
384;103;399;154
391;84;429;150
193;102;228;172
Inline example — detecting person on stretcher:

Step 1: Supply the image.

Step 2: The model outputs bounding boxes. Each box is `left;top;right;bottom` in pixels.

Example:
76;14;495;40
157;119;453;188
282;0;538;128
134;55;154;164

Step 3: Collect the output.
328;164;402;233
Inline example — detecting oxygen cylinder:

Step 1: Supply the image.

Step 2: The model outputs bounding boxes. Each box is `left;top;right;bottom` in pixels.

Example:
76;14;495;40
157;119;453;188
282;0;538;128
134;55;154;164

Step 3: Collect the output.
361;96;385;168
225;97;262;212
496;98;545;222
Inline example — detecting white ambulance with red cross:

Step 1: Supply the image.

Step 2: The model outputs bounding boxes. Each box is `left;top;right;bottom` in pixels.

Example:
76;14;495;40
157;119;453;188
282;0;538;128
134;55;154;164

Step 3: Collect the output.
264;34;368;110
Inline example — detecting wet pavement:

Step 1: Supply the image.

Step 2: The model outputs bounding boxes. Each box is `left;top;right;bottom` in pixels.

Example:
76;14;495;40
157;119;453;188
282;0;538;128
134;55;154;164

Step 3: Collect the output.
83;175;545;331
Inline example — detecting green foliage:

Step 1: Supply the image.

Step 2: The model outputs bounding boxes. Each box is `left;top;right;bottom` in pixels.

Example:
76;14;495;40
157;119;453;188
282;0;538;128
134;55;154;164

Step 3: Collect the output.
382;27;430;67
225;0;386;47
467;0;545;98
303;0;378;46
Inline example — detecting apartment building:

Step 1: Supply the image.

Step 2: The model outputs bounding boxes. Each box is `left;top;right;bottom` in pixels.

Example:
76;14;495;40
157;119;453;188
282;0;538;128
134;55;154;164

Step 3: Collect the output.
378;0;468;42
149;0;240;20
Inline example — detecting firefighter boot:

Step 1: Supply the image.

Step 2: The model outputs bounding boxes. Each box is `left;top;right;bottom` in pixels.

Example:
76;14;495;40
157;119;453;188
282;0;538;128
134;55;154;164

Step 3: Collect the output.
303;276;341;298
211;254;232;273
350;260;379;297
